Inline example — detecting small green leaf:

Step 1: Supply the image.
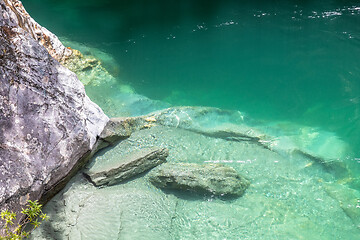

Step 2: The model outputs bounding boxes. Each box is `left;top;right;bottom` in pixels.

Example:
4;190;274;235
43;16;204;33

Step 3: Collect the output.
1;199;49;239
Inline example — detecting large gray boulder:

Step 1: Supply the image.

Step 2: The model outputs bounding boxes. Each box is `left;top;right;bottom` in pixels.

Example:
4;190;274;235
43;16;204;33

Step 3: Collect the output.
149;162;250;197
1;0;73;62
0;0;108;230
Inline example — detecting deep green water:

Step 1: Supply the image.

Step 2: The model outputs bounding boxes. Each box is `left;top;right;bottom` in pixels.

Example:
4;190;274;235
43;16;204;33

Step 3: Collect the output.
24;0;360;158
23;0;360;239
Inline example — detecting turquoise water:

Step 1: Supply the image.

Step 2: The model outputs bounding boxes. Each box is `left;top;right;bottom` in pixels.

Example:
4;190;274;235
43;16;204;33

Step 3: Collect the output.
24;0;360;158
23;0;360;239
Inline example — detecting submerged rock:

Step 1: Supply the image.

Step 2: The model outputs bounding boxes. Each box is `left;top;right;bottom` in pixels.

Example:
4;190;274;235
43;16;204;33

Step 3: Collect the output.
0;0;108;231
149;163;250;197
324;183;360;228
145;106;269;147
144;107;352;179
148;106;249;132
264;123;352;178
62;48;117;87
85;147;169;186
29;173;177;240
30;125;360;239
268;125;351;161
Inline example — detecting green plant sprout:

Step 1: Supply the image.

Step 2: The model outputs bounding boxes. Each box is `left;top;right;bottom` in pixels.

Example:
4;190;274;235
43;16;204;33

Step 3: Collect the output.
0;200;49;240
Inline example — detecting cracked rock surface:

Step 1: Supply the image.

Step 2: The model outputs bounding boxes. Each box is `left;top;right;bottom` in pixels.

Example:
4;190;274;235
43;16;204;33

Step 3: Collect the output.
0;0;108;230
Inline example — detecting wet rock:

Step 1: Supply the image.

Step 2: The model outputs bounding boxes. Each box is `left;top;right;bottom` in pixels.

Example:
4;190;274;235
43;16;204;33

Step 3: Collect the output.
94;116;157;152
265;124;352;178
30;125;360;239
85;147;169;186
99;116;150;144
62;48;117;86
324;183;360;228
145;106;269;147
146;107;351;179
149;163;250;197
0;0;108;231
29;173;177;240
148;106;247;131
269;125;351;161
61;40;121;77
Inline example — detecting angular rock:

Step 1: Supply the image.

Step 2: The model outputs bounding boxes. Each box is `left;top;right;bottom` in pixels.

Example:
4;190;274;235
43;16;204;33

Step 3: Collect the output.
149;163;250;197
85;147;169;186
1;0;72;62
99;116;151;144
0;0;108;231
94;116;156;152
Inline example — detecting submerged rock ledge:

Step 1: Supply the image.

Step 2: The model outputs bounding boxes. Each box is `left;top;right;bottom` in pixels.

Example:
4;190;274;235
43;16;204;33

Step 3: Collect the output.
0;0;108;232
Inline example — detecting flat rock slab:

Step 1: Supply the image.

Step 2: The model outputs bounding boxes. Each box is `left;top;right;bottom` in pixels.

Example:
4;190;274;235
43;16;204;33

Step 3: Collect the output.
85;147;169;186
149;162;250;197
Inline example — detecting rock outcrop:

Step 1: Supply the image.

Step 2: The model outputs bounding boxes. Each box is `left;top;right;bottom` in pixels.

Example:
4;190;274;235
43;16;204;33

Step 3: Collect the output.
91;116;156;153
149;163;250;197
85;147;169;186
0;0;108;231
1;0;72;62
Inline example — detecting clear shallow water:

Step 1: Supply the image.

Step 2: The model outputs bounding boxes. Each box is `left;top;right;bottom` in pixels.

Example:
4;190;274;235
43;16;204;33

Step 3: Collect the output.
30;121;360;239
22;0;360;239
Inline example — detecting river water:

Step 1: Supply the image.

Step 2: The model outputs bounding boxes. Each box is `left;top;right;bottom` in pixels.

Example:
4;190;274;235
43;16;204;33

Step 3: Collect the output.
24;0;360;239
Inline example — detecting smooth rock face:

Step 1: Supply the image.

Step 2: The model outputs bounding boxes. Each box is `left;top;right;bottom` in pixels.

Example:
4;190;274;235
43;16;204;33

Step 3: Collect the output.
85;147;169;186
0;0;108;229
149;163;250;197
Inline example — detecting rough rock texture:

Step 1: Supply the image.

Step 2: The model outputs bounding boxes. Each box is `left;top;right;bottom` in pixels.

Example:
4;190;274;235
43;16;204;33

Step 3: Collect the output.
149;162;250;197
91;116;156;154
85;147;168;186
1;0;72;62
99;116;151;145
0;0;108;230
62;48;117;87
